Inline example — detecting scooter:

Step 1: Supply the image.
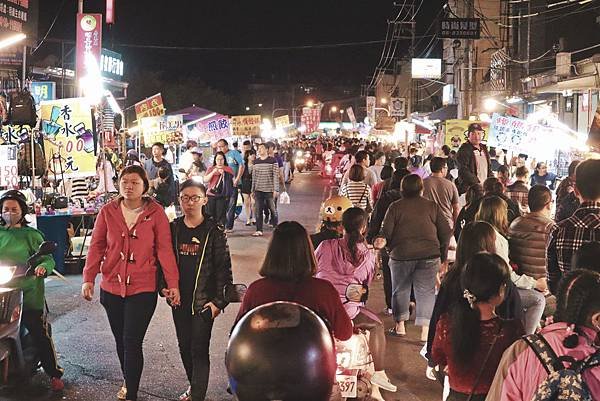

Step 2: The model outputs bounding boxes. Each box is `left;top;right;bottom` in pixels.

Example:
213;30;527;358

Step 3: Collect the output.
0;241;57;382
330;283;381;401
295;150;307;173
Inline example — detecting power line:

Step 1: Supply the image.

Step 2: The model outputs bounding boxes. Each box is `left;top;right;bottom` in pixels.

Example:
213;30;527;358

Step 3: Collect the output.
32;0;67;54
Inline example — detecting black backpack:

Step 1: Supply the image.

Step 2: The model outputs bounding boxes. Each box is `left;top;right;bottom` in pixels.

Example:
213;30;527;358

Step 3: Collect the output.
9;90;37;126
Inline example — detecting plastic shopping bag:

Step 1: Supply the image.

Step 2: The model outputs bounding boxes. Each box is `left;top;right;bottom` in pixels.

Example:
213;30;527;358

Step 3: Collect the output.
279;191;290;204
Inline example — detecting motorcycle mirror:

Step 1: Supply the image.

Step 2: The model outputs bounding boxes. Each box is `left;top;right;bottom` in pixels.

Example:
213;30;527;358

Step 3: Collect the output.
224;284;247;303
37;241;57;256
345;284;368;303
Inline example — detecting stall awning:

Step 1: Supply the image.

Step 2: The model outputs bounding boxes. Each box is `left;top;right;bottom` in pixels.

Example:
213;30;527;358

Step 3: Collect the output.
428;105;458;121
168;106;220;123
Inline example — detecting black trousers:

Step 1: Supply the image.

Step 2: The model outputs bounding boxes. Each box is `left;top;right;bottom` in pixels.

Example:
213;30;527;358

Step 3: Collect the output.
207;196;228;226
172;304;214;401
380;249;392;310
447;389;486;401
100;290;157;401
21;309;64;378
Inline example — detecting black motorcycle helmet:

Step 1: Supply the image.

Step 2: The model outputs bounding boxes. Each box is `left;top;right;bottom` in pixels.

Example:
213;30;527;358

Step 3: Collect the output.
0;190;29;226
226;302;336;401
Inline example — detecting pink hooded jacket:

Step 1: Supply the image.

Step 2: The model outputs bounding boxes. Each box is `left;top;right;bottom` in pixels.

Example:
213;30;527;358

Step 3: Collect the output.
315;237;376;319
486;322;600;401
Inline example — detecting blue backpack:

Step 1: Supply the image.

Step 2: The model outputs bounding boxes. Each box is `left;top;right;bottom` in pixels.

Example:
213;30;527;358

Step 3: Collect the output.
524;333;600;401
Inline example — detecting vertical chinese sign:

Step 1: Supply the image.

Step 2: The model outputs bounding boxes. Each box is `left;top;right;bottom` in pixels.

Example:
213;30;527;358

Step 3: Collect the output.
76;13;102;80
40;98;97;177
301;107;321;133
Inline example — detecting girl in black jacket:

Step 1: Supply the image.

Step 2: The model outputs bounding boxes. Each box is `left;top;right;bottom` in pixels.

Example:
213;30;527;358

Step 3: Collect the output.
168;179;233;401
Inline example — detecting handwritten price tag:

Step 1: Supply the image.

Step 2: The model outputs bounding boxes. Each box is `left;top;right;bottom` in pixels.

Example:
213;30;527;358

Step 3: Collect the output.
0;145;18;187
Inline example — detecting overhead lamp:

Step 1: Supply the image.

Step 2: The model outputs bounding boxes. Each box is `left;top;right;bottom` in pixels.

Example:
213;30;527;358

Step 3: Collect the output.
306;100;315;108
483;98;497;112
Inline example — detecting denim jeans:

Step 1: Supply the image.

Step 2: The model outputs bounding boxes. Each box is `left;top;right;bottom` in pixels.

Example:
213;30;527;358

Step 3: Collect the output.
389;258;439;327
517;288;546;334
225;187;239;230
254;191;278;232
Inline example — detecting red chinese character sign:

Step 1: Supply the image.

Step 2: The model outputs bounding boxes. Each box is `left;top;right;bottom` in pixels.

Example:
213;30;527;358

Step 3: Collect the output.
134;93;165;121
301;107;321;133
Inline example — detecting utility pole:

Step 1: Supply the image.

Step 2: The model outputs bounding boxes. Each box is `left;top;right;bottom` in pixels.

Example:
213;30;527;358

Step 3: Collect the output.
78;0;84;13
465;0;475;118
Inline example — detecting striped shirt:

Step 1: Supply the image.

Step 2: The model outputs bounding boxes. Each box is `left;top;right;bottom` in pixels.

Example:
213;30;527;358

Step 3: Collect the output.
251;156;280;193
339;181;371;210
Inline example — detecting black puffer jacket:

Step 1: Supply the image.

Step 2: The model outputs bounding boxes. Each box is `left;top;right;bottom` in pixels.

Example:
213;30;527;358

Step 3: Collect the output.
367;189;402;243
167;217;233;313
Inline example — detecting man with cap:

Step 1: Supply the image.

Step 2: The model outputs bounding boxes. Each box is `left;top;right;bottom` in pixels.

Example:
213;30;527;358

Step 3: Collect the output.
455;123;493;195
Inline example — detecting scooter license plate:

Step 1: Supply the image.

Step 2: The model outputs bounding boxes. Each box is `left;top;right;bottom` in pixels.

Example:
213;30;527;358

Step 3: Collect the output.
337;374;357;398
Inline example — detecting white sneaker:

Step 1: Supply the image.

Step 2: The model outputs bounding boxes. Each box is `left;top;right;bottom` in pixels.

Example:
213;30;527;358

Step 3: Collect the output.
252;231;263;237
371;371;397;392
370;384;386;400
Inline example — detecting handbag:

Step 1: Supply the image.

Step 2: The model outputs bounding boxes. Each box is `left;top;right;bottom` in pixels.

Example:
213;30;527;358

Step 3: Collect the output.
279;191;290;204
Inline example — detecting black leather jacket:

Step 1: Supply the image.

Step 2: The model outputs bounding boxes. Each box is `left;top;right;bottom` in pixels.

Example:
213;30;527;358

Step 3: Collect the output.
163;217;233;313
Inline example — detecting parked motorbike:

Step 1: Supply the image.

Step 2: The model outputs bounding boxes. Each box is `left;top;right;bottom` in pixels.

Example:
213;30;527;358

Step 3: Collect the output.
331;283;383;401
0;241;57;382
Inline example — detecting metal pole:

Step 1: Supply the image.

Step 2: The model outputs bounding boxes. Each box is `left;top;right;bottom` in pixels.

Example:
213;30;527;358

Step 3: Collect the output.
78;0;84;13
526;0;531;76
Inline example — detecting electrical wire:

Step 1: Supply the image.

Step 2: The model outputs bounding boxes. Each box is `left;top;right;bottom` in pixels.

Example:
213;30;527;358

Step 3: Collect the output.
32;0;67;54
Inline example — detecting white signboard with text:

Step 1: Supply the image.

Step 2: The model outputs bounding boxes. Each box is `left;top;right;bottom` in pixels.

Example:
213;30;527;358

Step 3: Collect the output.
0;145;18;187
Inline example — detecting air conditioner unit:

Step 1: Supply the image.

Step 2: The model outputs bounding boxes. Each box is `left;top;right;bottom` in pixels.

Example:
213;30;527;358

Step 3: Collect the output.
556;52;571;78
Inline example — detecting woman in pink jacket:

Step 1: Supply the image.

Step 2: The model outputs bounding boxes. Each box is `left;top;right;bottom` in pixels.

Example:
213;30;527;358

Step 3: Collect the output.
486;269;600;401
315;207;396;396
82;165;180;401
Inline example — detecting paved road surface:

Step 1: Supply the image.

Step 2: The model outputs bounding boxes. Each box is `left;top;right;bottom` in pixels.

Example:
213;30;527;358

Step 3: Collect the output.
0;170;442;401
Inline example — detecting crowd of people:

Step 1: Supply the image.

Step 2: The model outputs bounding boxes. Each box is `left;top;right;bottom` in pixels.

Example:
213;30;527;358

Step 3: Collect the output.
4;126;600;401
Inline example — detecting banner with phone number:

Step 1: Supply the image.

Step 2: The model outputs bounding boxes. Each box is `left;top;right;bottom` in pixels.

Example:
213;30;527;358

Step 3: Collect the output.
40;98;97;178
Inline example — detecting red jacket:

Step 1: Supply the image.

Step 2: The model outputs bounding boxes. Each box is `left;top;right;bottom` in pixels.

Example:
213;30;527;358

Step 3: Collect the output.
83;198;179;297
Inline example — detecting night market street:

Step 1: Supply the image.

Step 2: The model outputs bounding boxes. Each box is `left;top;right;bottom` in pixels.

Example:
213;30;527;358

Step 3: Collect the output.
0;170;439;401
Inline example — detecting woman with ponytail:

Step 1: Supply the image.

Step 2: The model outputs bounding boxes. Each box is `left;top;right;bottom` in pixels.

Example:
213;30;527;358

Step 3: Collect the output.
315;207;396;397
431;253;524;401
487;269;600;401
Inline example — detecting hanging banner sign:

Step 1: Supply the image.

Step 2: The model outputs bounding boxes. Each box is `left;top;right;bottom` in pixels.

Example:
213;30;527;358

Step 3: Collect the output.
141;115;183;146
188;114;230;143
301;108;321;133
346;107;357;127
488;113;545;155
40;98;96;177
274;115;291;129
0;144;18;187
134;93;165;120
440;18;481;39
445;119;489;151
106;0;115;24
231;115;261;137
30;81;56;105
76;13;103;80
366;96;376;123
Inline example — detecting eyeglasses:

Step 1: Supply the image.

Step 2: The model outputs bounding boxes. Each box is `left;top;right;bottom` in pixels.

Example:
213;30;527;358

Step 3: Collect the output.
179;195;205;203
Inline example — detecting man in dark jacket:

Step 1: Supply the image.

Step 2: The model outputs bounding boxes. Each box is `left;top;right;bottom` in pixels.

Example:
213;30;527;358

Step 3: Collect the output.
144;142;177;206
455;123;493;195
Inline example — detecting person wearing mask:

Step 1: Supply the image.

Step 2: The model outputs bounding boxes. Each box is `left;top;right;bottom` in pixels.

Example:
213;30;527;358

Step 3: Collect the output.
369;151;386;184
251;143;279;237
235;221;352;341
555;160;582;222
377;174;452;341
168;180;233;401
371;165;393;205
486;269;600;401
316;208;397;397
144;142;177;206
423;157;460;229
311;195;352;250
547;159;600;293
339;164;372;212
476;196;546;334
455;183;484;241
530;162;557;189
241;149;256;226
341;150;377;187
216;139;245;234
456;123;493;195
431;253;525;401
505;166;529;213
508;185;556;285
82;165;180;401
204;152;234;227
0;190;64;391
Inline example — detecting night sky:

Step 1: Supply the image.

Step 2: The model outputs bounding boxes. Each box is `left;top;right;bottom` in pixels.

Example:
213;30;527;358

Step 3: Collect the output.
36;0;444;93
